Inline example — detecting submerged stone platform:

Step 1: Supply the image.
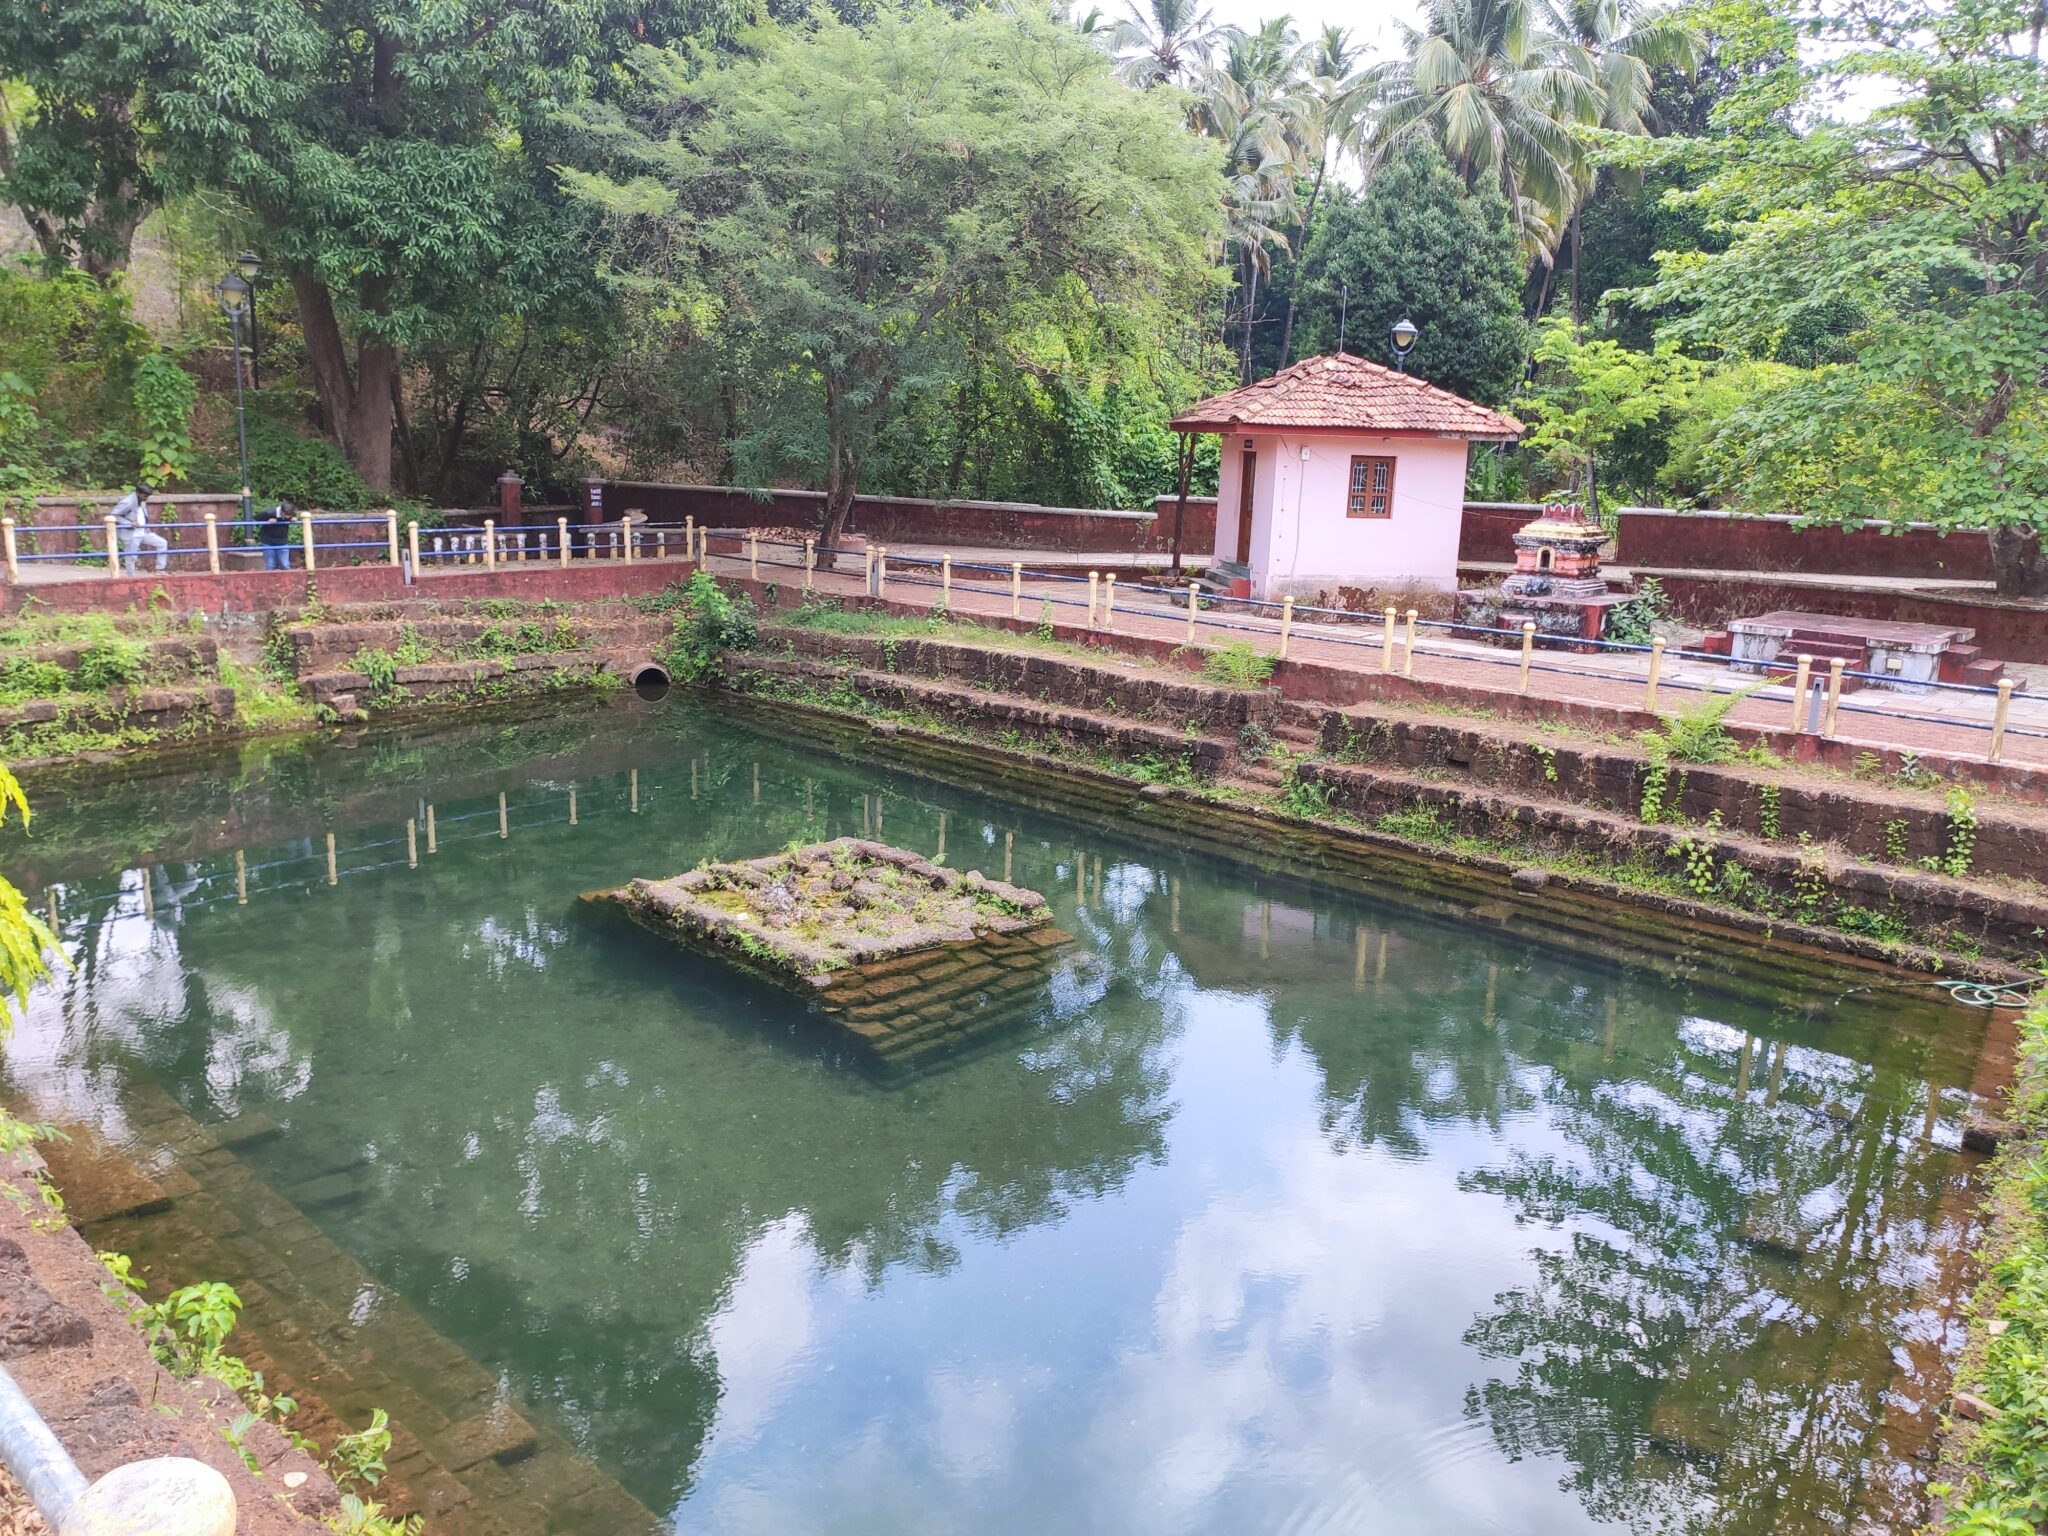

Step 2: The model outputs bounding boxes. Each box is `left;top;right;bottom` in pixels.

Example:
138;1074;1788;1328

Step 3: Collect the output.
589;839;1070;1074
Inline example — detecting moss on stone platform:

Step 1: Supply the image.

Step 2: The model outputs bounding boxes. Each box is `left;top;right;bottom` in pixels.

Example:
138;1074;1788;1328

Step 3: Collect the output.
588;837;1052;985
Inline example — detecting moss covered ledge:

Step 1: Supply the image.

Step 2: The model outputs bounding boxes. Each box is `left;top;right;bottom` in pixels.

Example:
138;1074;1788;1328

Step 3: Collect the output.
588;838;1052;985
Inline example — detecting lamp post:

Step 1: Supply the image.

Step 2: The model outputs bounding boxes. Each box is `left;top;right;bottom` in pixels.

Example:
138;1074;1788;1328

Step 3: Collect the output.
236;250;262;389
216;271;253;527
1389;316;1420;372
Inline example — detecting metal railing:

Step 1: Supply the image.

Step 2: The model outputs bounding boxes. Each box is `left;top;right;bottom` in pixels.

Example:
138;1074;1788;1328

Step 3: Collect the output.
695;529;2038;766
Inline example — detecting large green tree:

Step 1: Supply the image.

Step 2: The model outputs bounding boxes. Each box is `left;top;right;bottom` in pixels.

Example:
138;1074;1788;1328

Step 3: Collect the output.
139;0;727;492
1638;0;2048;594
565;7;1222;557
1289;136;1530;402
0;0;176;279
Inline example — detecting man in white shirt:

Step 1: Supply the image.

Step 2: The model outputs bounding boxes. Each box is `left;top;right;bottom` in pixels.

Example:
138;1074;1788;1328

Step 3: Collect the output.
109;482;168;576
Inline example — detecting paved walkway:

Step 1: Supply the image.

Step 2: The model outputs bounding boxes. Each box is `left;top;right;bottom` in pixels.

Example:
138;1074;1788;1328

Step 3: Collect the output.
720;544;2048;771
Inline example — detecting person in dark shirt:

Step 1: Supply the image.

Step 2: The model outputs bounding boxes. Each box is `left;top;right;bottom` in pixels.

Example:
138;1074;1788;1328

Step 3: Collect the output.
258;500;295;570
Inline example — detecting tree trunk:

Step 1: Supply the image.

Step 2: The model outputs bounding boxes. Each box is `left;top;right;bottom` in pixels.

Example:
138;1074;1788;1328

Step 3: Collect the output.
293;272;397;492
815;412;856;571
1568;210;1583;334
1989;526;2048;597
1276;160;1329;366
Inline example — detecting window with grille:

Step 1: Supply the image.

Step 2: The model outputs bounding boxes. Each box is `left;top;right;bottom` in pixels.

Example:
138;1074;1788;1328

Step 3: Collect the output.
1347;456;1395;518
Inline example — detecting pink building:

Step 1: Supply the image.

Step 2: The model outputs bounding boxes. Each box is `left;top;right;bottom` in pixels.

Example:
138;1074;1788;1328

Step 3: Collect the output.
1171;354;1522;602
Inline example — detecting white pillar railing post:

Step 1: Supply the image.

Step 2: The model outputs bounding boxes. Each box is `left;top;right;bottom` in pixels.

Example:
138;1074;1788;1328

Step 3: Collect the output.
386;510;400;567
1087;572;1100;631
484;519;497;571
1402;608;1418;678
1645;636;1665;711
557;517;570;569
103;515;120;580
1518;621;1535;693
1186;583;1199;646
804;538;816;593
407;519;421;577
1;517;16;583
1788;654;1814;731
1279;596;1294;661
300;511;317;573
1102;573;1116;634
1990;678;2015;763
204;513;221;574
1381;606;1396;674
1822;657;1845;736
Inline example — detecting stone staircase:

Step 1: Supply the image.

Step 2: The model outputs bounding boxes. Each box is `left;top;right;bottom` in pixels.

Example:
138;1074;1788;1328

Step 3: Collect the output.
42;1082;659;1536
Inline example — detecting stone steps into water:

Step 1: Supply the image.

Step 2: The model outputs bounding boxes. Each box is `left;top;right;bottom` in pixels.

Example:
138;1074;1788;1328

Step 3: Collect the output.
48;1080;659;1536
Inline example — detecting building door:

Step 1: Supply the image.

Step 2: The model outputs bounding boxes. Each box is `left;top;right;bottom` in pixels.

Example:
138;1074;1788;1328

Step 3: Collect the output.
1235;448;1256;565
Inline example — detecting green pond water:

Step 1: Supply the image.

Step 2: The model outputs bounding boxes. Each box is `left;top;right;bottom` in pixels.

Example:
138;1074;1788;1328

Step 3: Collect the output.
2;696;1997;1535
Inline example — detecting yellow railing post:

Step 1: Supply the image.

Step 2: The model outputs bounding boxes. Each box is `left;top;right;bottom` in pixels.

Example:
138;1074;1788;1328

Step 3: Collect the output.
1381;606;1396;673
1011;562;1022;620
1788;654;1814;729
408;519;421;576
1990;678;2015;763
1279;595;1295;661
1519;621;1535;693
1402;608;1418;678
484;519;498;571
300;511;317;573
557;517;570;569
1186;583;1200;646
385;510;400;567
622;518;633;565
1822;657;1845;736
104;515;120;579
204;513;221;574
1;517;16;583
1645;636;1665;710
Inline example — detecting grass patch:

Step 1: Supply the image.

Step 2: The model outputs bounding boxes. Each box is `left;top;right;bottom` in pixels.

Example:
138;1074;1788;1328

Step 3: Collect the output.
1935;992;2048;1534
775;599;1150;669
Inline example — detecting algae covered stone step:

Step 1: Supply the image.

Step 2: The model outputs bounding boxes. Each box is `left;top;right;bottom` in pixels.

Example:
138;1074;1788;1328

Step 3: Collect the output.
586;837;1055;985
588;837;1073;1073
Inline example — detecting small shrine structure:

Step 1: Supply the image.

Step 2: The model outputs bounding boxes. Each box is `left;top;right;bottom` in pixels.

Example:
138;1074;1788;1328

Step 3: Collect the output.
1458;502;1629;642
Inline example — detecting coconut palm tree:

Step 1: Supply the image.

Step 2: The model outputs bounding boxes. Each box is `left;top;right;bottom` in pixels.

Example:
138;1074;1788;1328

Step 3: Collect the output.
1193;18;1312;379
1276;25;1372;362
1113;0;1238;87
1543;0;1701;322
1363;0;1602;260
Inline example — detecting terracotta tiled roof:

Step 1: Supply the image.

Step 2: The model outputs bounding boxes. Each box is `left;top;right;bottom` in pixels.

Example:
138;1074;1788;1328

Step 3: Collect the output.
1171;353;1523;441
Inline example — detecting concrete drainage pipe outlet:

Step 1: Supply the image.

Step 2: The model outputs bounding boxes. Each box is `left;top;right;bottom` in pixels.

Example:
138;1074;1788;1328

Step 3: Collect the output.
630;661;671;700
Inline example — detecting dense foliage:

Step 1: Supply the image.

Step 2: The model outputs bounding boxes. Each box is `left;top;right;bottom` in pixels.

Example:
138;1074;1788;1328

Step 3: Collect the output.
0;0;2040;583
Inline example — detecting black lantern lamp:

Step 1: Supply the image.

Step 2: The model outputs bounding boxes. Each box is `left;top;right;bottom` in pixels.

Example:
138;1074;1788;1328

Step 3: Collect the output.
216;271;254;525
1389;316;1420;372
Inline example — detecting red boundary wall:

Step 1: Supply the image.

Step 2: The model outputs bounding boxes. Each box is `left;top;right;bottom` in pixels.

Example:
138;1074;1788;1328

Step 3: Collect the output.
0;559;696;618
1616;508;1995;581
601;482;1209;555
